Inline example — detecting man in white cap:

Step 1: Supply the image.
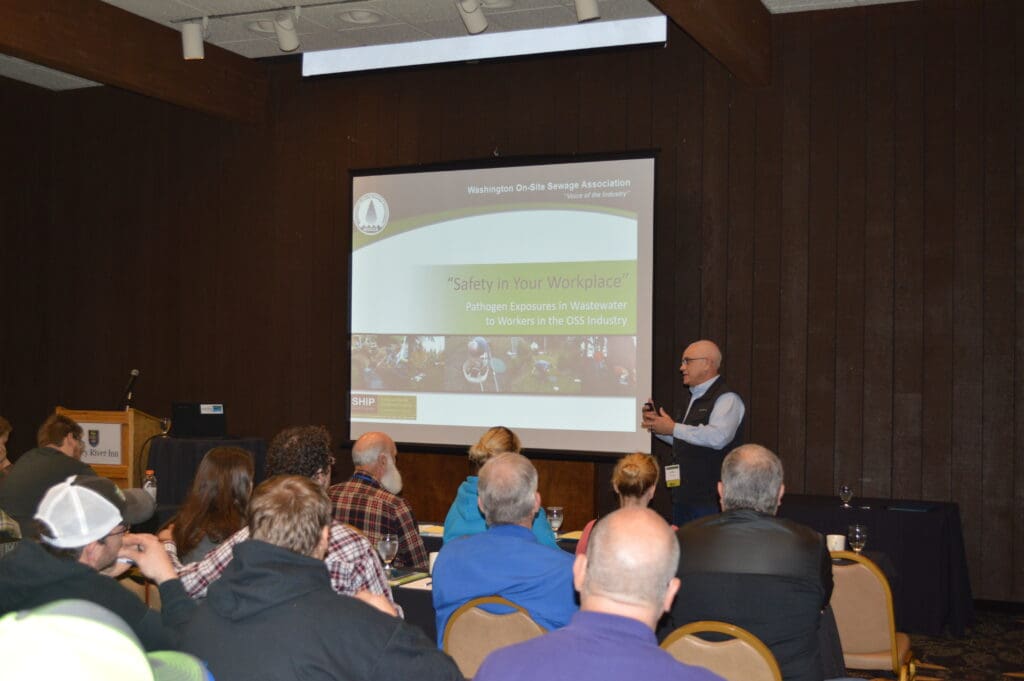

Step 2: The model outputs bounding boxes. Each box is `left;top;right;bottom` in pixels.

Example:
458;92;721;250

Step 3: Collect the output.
0;474;194;650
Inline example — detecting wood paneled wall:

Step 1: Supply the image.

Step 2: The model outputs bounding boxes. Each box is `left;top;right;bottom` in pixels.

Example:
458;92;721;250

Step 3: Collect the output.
1;0;1022;600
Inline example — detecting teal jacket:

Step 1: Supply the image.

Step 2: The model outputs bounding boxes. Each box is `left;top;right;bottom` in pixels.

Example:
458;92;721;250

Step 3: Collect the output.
442;476;558;548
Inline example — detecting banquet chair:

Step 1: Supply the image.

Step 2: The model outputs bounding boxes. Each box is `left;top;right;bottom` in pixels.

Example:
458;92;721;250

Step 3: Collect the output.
441;596;546;678
660;620;782;681
829;550;916;681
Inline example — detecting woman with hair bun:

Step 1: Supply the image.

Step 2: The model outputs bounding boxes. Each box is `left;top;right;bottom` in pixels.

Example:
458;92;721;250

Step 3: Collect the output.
575;452;663;555
442;426;558;547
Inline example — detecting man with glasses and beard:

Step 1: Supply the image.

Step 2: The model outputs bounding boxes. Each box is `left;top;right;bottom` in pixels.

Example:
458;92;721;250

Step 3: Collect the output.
330;431;427;570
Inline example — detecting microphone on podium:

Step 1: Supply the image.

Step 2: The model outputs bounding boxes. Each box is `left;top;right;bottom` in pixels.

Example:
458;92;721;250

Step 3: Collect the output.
120;369;140;410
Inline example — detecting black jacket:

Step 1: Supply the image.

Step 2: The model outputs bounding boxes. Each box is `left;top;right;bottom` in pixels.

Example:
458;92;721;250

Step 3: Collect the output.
180;539;463;681
0;447;95;535
671;377;746;504
0;540;193;650
664;509;832;681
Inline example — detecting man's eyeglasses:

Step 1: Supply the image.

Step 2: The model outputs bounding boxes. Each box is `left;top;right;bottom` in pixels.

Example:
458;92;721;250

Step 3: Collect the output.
680;357;709;367
106;524;129;539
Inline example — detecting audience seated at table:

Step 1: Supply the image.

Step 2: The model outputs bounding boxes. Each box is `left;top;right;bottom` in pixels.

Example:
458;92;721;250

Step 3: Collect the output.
0;474;190;651
180;475;462;681
329;431;427;569
476;507;723;681
663;444;846;681
159;446;255;564
576;452;665;556
159;425;396;607
433;452;577;646
443;426;557;548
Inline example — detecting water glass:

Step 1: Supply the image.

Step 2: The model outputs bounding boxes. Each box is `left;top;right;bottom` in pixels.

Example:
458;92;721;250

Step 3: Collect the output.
848;524;868;554
545;506;564;536
839;484;853;509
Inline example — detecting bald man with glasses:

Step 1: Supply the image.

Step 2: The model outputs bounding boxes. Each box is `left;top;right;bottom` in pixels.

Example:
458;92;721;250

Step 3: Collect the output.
642;339;745;525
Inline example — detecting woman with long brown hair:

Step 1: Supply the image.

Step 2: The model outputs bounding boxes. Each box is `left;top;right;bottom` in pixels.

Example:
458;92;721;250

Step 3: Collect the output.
163;446;255;564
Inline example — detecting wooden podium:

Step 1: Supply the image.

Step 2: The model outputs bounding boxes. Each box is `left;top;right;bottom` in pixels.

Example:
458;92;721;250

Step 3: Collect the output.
56;407;165;489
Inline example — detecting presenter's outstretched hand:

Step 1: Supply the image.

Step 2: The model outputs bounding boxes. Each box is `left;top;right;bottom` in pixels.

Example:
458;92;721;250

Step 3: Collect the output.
642;407;675;436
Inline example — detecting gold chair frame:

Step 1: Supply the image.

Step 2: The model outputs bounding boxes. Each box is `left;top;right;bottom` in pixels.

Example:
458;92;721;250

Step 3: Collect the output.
661;620;783;681
830;550;916;681
441;595;546;678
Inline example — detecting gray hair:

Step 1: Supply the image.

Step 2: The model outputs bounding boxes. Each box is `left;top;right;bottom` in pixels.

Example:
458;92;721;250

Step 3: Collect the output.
584;507;679;610
720;444;784;514
351;432;394;467
478;452;537;526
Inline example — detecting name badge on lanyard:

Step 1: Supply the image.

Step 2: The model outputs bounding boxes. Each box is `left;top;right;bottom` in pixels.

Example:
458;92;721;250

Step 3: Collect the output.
664;464;681;488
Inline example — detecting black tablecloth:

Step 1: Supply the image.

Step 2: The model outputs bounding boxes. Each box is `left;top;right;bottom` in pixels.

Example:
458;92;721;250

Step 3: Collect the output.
778;493;974;636
146;437;267;508
395;583;437;642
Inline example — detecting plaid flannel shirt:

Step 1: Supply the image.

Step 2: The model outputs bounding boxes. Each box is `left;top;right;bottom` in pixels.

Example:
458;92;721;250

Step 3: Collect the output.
0;509;20;539
167;522;397;608
328;473;428;570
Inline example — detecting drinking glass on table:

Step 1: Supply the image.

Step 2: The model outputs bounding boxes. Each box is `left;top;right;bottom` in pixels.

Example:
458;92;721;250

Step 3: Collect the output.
545;506;564;539
848;524;868;554
376;533;399;576
839;484;853;509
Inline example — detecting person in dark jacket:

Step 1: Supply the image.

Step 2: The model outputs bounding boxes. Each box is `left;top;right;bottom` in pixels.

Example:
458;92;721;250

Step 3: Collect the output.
180;475;463;681
664;444;834;681
0;474;193;651
0;413;96;533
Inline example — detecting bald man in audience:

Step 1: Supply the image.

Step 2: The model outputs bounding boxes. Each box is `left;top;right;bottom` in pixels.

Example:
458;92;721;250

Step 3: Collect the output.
475;507;723;681
329;431;427;569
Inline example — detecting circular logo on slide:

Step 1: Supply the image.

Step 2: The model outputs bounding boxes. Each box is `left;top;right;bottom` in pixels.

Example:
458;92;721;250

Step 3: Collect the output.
353;193;390;235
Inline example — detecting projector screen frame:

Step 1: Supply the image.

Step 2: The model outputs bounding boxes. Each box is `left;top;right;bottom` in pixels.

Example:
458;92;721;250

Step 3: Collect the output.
347;150;659;462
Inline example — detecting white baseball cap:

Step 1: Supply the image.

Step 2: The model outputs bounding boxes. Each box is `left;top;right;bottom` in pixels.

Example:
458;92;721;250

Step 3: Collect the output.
34;475;152;548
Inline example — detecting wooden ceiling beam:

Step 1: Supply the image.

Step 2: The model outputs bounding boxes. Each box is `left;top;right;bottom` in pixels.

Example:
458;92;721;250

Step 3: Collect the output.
0;0;268;124
650;0;772;86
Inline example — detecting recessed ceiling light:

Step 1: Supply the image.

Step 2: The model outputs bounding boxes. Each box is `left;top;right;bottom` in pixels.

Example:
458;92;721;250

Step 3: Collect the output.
481;0;515;7
338;9;383;25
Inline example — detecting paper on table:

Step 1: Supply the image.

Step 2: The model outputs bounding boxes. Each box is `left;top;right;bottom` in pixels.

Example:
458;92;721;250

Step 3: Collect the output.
558;530;583;540
418;524;444;537
399;576;433;590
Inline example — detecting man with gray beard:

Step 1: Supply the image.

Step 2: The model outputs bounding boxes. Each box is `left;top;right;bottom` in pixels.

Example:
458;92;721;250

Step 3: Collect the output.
329;432;427;569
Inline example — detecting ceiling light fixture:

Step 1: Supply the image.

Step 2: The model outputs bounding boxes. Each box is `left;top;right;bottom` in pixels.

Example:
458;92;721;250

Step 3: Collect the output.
274;9;301;52
456;0;488;35
574;0;600;22
181;17;208;60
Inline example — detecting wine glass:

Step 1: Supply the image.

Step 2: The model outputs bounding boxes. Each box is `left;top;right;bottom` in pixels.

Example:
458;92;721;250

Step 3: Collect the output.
848;524;868;554
839;484;853;509
376;533;399;576
545;506;564;539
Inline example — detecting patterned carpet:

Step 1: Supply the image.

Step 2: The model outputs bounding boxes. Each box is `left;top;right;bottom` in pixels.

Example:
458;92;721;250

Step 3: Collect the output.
846;602;1024;681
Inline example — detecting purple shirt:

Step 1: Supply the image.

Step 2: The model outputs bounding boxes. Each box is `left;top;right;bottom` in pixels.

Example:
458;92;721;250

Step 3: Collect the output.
475;610;725;681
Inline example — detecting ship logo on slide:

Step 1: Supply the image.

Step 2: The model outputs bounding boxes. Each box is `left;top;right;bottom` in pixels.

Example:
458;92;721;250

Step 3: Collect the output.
353;193;390;235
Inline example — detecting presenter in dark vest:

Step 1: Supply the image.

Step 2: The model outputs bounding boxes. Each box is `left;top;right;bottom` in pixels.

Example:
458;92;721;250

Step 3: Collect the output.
642;340;745;525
